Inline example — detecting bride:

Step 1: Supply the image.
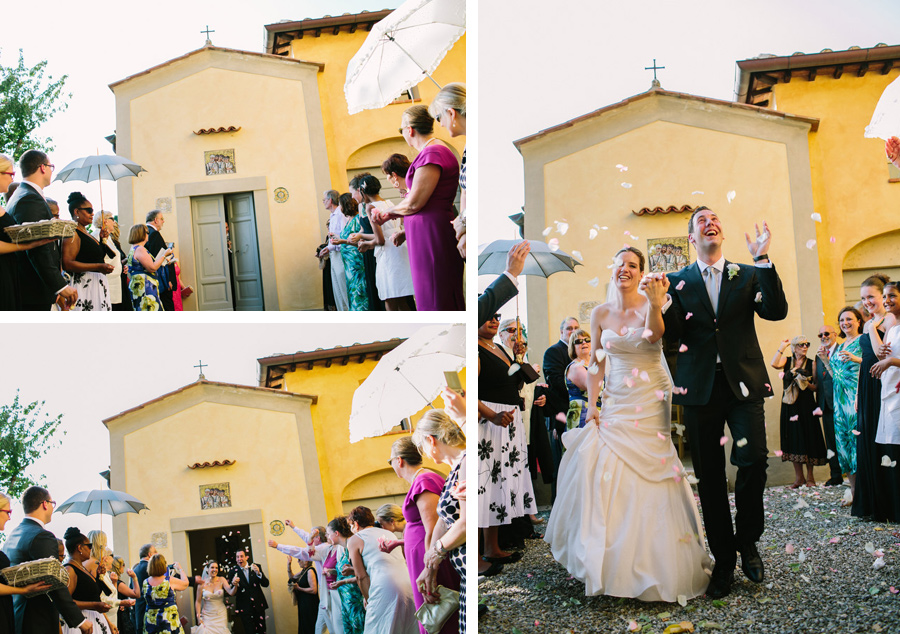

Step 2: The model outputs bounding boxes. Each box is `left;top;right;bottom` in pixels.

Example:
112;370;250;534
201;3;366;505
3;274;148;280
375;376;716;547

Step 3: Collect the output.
192;561;233;634
544;246;711;602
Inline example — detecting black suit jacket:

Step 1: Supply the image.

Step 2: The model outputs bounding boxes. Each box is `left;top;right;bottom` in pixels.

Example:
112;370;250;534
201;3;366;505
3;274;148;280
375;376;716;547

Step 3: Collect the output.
145;226;175;290
815;348;835;410
2;517;84;632
663;261;788;407
7;183;67;308
478;274;517;327
234;566;269;612
542;339;571;426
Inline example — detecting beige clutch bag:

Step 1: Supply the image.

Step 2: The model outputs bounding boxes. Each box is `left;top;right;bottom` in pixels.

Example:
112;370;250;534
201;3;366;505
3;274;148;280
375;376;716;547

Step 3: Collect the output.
415;585;460;634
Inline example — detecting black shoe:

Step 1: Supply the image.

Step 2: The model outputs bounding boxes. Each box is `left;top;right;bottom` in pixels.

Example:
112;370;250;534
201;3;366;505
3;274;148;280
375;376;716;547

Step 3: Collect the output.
483;551;523;564
740;544;765;583
479;561;505;577
824;477;843;487
706;568;733;599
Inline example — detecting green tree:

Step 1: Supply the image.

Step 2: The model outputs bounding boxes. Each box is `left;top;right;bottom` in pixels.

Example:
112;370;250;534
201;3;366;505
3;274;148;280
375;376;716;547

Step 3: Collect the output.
0;49;70;158
0;391;65;500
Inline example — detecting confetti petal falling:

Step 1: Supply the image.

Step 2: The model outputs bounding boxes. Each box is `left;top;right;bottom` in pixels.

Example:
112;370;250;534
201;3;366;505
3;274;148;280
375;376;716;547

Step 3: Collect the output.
621;182;632;189
726;190;736;203
740;382;750;397
588;276;600;287
811;212;822;222
806;239;817;249
542;226;552;236
548;238;559;252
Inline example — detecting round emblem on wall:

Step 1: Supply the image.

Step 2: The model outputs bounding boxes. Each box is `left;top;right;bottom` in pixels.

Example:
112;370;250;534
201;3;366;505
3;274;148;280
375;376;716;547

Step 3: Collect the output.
274;187;289;203
269;520;285;536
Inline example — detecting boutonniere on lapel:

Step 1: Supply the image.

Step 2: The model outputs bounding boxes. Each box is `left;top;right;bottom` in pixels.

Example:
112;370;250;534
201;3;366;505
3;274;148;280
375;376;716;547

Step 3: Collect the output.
726;263;740;280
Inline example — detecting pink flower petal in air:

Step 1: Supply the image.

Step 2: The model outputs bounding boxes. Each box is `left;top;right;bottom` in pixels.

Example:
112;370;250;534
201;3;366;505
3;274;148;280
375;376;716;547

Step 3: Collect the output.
657;432;666;440
790;415;799;421
774;450;783;457
830;236;836;243
720;436;728;446
642;329;653;339
812;407;823;416
852;429;861;436
676;280;686;290
631;368;640;377
685;312;693;320
679;344;688;352
655;390;666;400
556;413;566;423
778;371;785;379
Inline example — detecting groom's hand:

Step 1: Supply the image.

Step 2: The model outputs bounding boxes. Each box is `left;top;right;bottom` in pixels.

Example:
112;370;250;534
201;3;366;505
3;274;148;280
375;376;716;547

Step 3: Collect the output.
745;221;772;259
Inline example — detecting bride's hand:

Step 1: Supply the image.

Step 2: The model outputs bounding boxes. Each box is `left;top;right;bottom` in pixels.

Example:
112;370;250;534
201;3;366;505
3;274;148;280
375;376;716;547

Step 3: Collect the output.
585;404;601;427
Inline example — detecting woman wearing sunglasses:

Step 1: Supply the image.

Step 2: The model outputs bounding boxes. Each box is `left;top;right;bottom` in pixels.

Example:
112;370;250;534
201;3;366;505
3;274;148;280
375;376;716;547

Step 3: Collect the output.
771;335;827;488
564;329;598;430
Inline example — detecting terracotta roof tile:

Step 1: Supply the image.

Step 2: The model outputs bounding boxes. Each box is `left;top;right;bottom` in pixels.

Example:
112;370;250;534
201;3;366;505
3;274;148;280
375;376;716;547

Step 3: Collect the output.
193;126;242;135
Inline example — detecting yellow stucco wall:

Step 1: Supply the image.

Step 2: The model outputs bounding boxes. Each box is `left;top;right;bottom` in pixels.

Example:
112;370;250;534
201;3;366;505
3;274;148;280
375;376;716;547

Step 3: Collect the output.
771;69;900;321
288;32;466;191
119;56;326;310
282;361;466;518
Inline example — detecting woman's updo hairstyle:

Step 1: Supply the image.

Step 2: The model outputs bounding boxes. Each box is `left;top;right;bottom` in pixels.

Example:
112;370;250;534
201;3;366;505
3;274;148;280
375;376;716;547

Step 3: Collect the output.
390;436;423;466
327;516;352;538
412;409;466;450
358;174;382;198
614;246;645;273
64;526;87;554
67;192;87;213
429;82;466;119
861;273;891;293
404;105;434;135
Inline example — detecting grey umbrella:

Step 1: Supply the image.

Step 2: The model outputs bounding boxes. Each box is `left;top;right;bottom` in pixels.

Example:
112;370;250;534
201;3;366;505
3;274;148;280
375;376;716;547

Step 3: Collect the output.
56;489;149;533
53;154;147;211
477;239;582;277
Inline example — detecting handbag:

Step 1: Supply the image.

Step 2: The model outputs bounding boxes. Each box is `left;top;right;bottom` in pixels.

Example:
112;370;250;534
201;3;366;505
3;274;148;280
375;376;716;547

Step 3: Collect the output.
181;285;194;300
415;585;460;634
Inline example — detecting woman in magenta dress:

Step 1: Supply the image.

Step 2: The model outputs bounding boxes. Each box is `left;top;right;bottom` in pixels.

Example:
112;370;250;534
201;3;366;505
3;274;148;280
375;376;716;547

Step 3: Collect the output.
386;438;459;634
371;105;464;311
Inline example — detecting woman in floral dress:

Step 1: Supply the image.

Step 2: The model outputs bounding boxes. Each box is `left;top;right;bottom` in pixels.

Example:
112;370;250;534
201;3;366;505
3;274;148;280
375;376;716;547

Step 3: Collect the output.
831;306;864;505
126;224;172;311
143;554;189;633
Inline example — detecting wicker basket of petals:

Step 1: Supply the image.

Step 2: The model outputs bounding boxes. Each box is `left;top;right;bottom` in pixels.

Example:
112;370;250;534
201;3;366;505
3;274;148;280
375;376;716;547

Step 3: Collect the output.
0;557;70;597
4;219;77;244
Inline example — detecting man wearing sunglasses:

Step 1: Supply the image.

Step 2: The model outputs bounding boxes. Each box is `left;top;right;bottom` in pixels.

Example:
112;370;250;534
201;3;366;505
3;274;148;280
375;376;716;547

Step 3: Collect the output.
6;150;78;310
815;325;844;486
2;486;91;633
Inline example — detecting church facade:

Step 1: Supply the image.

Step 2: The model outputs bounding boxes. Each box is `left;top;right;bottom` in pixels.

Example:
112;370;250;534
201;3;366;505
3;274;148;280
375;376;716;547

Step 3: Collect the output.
110;10;465;311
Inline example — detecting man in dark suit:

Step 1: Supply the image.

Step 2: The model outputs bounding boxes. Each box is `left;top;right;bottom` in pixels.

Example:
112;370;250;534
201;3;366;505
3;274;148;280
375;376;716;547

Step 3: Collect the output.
815;324;843;486
231;549;269;633
542;315;580;502
2;486;91;633
7;150;78;310
661;206;788;598
478;240;530;327
131;542;156;633
145;209;175;311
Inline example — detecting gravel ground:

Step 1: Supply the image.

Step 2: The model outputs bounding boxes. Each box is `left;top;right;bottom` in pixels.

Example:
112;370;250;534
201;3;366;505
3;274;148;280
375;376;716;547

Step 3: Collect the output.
478;484;900;633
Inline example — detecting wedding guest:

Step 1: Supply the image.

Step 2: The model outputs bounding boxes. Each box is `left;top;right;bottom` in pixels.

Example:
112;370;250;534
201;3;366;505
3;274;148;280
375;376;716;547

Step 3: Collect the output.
477;241;529;327
98;549;136;630
132;543;157;634
771;335;827;487
61;527;114;633
386;437;459;634
382;154;411;198
91;211;126;311
542;317;581;500
813;325;844;486
110;556;139;634
330;192;368;311
832;306;864;506
564;329;594;430
319;190;349;311
374;504;406;535
371;106;464;311
348;175;383;311
853;274;897;520
143;553;188;633
325;517;363;634
412;410;467;634
127;224;172;311
61;192;115;311
0;491;52;633
356;174;415;311
429;82;466;258
287;557;319;634
346;506;417;634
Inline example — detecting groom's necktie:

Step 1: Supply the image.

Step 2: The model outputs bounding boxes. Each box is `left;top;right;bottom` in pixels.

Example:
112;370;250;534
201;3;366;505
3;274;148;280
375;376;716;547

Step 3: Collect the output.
704;266;720;313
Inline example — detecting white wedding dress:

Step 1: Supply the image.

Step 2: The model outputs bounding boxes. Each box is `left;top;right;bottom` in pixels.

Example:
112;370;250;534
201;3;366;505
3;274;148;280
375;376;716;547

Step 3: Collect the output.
191;588;230;634
544;328;712;602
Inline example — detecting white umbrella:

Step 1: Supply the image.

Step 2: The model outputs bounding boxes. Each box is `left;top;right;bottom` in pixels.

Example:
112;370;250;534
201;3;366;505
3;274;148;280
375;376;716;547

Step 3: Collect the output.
344;0;466;115
349;323;465;443
54;154;147;211
865;73;900;140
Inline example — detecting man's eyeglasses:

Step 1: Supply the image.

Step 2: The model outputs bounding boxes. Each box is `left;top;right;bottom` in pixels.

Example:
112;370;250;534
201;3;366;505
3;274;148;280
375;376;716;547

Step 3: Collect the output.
45;499;57;508
818;333;833;339
574;338;591;345
502;328;518;334
43;163;55;171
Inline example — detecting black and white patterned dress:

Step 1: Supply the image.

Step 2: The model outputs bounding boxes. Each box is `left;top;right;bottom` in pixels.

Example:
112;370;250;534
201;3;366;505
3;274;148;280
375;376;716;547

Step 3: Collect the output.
478;344;537;528
438;455;465;634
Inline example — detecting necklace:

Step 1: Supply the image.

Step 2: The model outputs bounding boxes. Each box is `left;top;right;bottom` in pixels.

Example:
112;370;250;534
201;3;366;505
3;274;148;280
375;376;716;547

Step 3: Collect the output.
422;137;438;149
478;338;496;350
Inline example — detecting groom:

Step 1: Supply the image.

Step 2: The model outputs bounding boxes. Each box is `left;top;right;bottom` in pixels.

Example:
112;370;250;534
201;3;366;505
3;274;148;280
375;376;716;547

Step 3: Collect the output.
662;206;788;598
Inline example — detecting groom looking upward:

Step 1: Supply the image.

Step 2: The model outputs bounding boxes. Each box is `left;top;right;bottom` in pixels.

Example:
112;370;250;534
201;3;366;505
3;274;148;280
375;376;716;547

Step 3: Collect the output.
662;207;788;598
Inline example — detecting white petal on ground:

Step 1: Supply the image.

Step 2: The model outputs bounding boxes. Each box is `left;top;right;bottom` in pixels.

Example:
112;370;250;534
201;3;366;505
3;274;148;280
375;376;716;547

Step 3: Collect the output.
865;541;876;554
677;595;687;607
785;543;795;554
793;498;809;509
874;557;886;570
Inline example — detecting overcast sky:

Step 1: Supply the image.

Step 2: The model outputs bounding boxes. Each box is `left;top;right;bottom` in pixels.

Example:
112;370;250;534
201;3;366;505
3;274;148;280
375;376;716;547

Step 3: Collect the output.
477;0;900;322
0;322;434;548
2;0;395;218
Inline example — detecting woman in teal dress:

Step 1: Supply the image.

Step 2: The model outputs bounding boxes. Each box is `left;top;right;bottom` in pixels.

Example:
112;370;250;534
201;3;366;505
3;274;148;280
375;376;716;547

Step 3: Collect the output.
331;193;369;311
325;517;365;634
831;306;864;505
127;224;172;311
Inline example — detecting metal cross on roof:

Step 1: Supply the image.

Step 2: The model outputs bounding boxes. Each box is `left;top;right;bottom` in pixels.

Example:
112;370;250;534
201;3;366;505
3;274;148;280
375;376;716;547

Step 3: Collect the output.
645;58;665;88
194;360;207;380
201;25;215;45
